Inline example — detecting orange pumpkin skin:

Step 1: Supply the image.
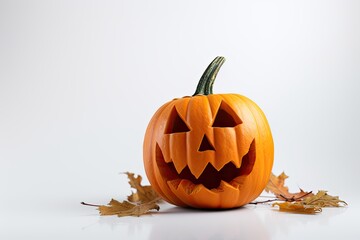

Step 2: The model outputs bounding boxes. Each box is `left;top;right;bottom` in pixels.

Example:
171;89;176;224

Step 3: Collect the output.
143;57;274;209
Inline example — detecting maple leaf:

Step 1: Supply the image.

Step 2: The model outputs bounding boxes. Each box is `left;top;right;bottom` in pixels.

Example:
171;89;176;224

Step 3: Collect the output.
82;172;162;217
265;172;313;201
98;198;160;217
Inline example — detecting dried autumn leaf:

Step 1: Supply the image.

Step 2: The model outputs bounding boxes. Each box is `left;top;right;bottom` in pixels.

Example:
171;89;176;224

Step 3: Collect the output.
265;172;313;201
99;198;160;217
82;172;162;217
303;190;347;207
125;172;160;203
272;202;322;214
271;191;347;214
263;172;347;214
271;190;347;214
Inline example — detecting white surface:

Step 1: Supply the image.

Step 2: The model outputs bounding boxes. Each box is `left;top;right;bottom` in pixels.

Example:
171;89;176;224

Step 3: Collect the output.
1;200;358;239
1;0;360;239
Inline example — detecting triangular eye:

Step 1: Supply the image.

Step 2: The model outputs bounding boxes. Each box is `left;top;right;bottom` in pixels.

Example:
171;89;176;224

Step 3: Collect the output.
212;101;242;128
165;106;191;134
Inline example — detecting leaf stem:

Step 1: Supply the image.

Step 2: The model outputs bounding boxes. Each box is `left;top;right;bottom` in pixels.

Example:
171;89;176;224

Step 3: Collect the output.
280;191;313;202
81;201;101;207
249;198;279;205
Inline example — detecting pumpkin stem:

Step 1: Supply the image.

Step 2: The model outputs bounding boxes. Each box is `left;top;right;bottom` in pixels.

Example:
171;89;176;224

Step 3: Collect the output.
193;56;226;96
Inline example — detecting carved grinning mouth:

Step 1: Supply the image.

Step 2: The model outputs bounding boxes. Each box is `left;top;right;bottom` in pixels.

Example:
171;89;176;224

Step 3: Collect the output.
156;139;256;190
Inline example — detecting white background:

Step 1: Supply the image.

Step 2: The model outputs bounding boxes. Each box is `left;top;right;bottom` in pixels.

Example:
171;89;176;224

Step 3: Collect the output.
1;0;359;239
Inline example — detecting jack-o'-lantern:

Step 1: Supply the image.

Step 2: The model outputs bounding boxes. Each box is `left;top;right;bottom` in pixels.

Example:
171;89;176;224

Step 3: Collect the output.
143;57;274;209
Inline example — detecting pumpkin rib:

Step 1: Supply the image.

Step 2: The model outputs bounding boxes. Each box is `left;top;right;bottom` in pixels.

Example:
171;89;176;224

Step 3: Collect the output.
242;95;264;202
206;96;235;207
186;96;211;178
239;95;274;201
203;95;217;156
165;98;195;206
144;103;171;201
157;111;187;205
206;96;224;172
221;94;263;203
179;98;191;180
185;97;193;175
165;118;195;205
224;94;253;203
144;102;186;206
249;121;268;200
218;94;247;168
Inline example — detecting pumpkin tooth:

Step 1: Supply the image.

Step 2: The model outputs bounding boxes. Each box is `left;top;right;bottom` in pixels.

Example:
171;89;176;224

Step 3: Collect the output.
231;176;247;189
187;158;209;179
168;179;200;194
167;179;182;189
178;179;196;194
163;157;172;163
231;159;241;168
171;158;188;174
211;156;235;172
211;180;237;192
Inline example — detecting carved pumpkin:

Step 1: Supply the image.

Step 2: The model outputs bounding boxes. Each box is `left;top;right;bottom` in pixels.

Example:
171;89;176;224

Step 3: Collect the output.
143;57;274;209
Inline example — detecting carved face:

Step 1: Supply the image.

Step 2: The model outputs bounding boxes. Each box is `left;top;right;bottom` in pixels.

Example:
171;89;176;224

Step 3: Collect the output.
143;94;274;209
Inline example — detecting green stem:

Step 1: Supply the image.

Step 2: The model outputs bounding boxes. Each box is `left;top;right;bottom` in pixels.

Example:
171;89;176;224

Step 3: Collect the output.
193;56;226;96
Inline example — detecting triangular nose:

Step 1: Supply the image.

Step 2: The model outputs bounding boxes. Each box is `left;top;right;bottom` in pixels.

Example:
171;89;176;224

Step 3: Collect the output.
198;134;215;152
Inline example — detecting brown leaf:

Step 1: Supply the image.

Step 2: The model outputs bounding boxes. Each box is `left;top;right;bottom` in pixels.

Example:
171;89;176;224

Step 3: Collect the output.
81;172;162;217
265;172;313;201
303;190;347;207
272;202;322;214
98;198;160;217
271;190;347;214
125;172;160;203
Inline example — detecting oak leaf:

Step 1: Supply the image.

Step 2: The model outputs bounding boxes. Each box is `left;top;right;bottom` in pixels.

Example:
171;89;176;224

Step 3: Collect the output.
82;172;162;217
271;190;347;214
265;172;348;214
303;190;347;207
265;172;313;201
125;172;159;203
